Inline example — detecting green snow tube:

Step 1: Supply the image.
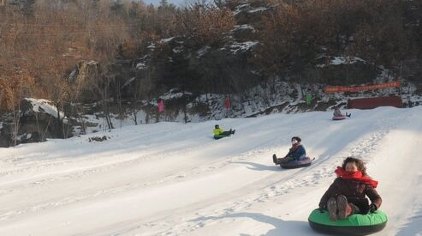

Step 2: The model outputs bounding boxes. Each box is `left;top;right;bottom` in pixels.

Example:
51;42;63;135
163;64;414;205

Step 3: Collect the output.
308;209;387;235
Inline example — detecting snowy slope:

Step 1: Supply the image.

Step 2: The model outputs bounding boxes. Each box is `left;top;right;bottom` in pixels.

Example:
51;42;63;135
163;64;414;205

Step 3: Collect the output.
0;106;421;236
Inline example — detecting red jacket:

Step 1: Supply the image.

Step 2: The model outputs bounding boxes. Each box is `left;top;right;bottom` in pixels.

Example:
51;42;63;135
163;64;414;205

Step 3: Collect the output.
224;97;231;110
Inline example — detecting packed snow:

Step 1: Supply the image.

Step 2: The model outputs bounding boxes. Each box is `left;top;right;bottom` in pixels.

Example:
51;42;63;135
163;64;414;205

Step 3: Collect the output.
0;106;421;235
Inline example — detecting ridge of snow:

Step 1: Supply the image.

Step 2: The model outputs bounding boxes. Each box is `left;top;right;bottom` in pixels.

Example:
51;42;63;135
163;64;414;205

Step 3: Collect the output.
25;98;65;119
230;41;259;54
317;56;366;68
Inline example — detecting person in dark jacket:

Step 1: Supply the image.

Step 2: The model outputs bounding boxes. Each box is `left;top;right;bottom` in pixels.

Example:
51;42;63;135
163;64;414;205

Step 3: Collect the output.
273;136;306;164
318;157;382;221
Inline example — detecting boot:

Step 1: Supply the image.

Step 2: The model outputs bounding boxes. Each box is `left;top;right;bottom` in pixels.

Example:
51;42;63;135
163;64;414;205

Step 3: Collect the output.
327;197;338;221
337;195;352;220
231;129;236;135
346;113;351;118
272;154;278;165
349;203;360;214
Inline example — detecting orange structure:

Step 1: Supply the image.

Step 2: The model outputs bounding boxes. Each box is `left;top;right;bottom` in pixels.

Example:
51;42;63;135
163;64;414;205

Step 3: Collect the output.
324;82;400;93
347;96;402;109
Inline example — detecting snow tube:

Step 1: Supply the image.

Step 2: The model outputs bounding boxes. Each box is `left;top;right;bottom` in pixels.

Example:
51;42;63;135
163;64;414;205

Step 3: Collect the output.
308;209;387;235
214;134;231;140
332;115;346;120
280;157;313;169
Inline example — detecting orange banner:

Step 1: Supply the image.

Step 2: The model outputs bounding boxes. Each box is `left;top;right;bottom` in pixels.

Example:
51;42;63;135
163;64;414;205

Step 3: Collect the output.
324;81;400;93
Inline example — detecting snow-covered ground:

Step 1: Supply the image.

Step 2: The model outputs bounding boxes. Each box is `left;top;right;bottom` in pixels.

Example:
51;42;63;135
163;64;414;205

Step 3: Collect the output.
0;106;421;236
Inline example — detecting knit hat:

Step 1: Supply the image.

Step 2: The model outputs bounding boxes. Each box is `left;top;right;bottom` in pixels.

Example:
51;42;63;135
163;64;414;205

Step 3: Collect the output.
291;136;301;142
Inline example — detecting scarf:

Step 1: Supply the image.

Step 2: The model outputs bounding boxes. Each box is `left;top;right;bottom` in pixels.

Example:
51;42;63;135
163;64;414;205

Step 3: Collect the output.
335;166;378;188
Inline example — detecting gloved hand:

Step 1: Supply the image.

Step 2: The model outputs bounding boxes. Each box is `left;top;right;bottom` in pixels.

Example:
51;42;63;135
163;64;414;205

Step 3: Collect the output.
369;203;377;213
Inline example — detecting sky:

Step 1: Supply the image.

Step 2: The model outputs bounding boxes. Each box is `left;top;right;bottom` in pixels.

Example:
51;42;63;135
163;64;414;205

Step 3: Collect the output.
0;106;421;235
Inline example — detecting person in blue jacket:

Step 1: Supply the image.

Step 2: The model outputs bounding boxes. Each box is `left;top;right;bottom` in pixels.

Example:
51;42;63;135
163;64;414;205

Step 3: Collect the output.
273;136;306;164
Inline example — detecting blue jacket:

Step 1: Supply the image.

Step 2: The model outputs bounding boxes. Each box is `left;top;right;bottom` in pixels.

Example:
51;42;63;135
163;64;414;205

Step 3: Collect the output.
286;144;306;160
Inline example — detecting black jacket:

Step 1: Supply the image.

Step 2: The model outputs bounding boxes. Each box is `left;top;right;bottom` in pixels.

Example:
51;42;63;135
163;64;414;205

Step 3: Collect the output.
319;177;382;214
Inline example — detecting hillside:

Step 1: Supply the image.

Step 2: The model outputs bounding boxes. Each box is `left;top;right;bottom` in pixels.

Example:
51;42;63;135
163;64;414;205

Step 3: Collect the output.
0;106;421;235
1;0;421;147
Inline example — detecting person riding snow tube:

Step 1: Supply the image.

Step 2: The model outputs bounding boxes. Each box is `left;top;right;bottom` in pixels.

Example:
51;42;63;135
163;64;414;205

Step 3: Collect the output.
332;106;351;120
272;137;313;168
309;157;387;235
308;209;387;235
213;125;235;140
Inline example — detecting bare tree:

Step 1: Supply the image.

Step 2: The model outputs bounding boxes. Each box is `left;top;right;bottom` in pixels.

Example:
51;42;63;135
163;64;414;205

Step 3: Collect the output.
176;2;235;47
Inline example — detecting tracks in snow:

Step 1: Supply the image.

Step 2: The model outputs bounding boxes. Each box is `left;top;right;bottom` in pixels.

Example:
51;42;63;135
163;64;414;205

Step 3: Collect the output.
0;109;410;235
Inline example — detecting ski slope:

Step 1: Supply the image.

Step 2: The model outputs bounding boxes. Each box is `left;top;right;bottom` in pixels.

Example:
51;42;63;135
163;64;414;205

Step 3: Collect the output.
0;106;421;236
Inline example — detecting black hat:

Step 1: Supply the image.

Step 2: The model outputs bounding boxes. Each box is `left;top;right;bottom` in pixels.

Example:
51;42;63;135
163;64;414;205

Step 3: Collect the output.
215;124;219;129
291;136;301;142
